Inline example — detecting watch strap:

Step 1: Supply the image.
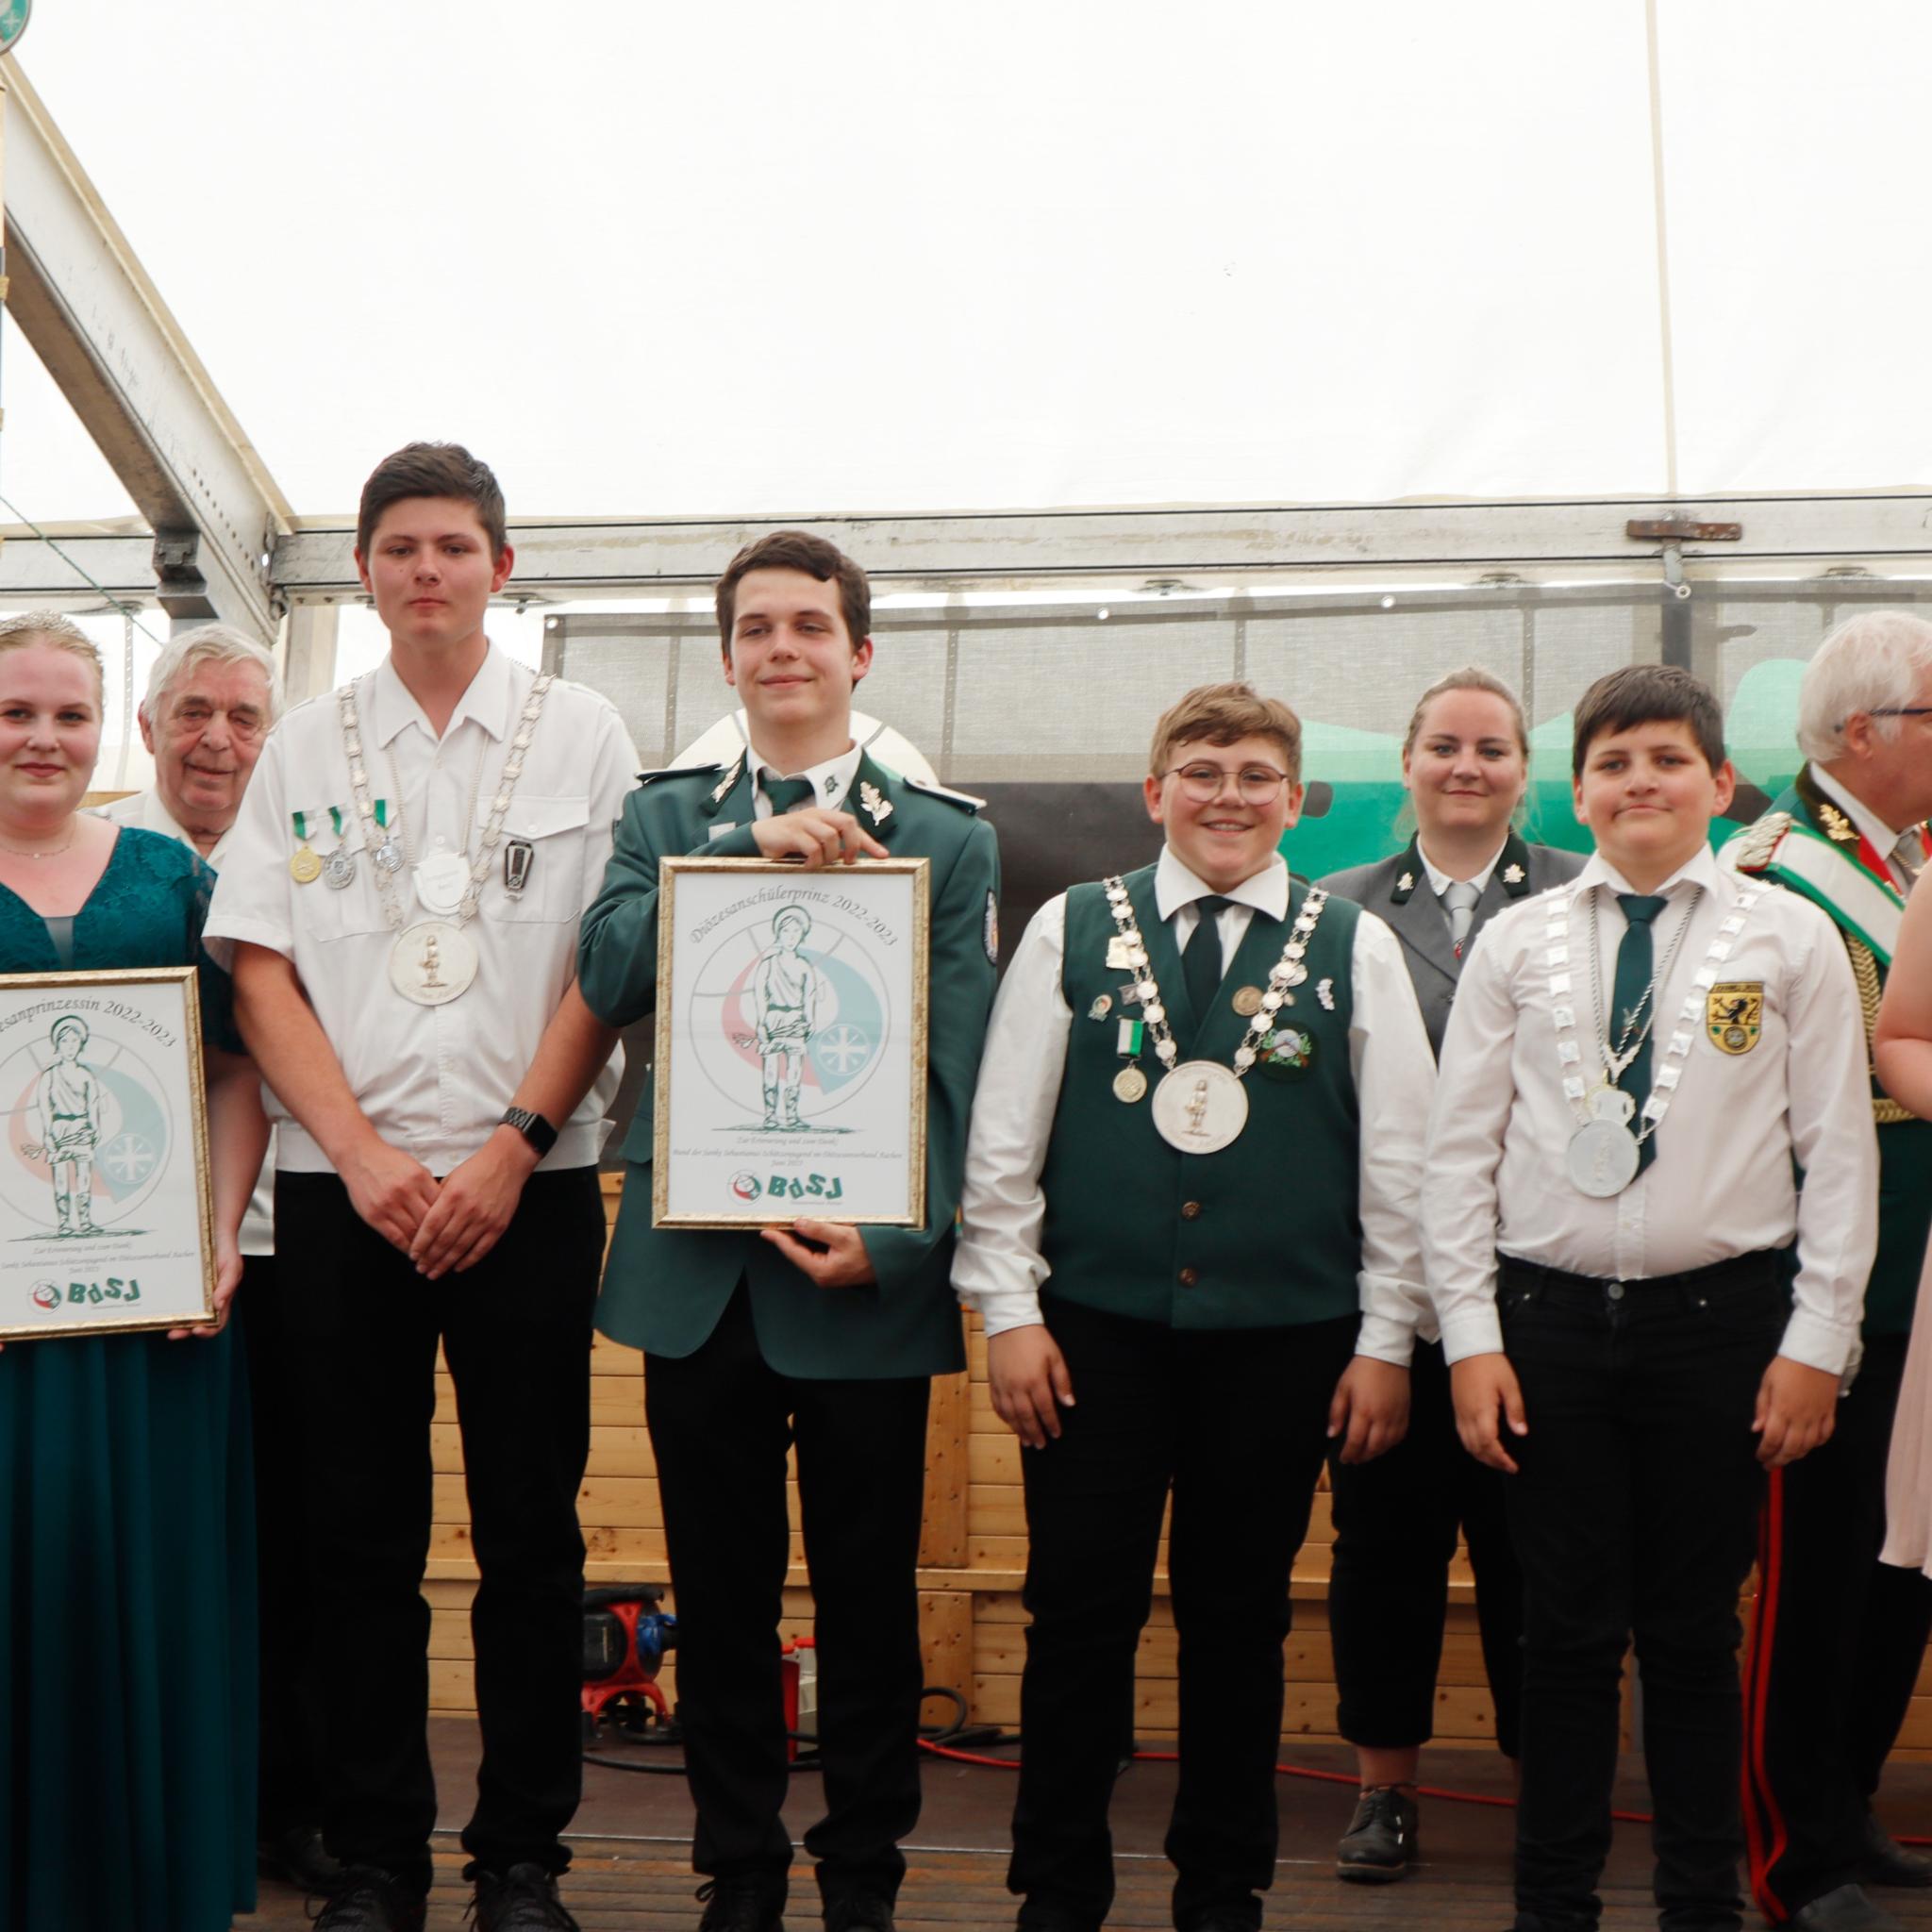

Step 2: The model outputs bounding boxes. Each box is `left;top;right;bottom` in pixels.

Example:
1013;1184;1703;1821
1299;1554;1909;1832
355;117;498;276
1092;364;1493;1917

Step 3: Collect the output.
500;1105;558;1158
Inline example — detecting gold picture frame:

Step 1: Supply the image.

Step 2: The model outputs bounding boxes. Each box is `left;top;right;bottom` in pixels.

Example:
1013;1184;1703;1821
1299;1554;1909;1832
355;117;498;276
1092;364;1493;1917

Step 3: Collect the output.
652;856;930;1229
0;965;217;1340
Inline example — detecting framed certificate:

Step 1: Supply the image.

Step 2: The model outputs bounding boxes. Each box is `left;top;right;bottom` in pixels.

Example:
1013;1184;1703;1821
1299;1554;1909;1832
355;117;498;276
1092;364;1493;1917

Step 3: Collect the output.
654;857;930;1228
0;966;217;1339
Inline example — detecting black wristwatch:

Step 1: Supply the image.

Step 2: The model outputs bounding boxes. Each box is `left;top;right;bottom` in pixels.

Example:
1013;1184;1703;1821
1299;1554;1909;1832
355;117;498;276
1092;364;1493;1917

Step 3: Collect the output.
500;1106;558;1158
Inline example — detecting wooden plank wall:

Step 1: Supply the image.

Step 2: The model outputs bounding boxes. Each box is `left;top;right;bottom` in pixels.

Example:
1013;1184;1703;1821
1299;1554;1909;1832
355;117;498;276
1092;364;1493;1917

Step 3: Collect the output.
421;1175;1932;1758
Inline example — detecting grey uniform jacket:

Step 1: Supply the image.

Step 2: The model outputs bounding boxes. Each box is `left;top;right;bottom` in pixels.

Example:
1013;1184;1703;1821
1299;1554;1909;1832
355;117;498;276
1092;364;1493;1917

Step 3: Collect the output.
1318;830;1586;1059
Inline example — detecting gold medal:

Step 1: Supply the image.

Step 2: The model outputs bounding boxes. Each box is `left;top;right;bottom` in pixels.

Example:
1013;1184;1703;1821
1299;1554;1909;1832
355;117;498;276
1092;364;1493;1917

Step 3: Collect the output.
290;846;323;884
1113;1065;1148;1103
1230;985;1264;1018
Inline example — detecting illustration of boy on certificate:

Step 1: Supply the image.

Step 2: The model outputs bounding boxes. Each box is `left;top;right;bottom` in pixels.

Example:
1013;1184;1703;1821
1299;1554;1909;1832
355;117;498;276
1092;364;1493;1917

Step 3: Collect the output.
752;904;831;1130
24;1013;106;1237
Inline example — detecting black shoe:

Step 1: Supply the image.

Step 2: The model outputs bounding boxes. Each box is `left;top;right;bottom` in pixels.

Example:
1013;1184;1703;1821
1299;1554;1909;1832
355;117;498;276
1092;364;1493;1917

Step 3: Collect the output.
824;1896;895;1932
258;1823;341;1890
1177;1910;1261;1932
1336;1783;1418;1883
310;1866;429;1932
1859;1812;1932;1889
696;1876;787;1932
1789;1883;1907;1932
472;1862;583;1930
1014;1910;1099;1932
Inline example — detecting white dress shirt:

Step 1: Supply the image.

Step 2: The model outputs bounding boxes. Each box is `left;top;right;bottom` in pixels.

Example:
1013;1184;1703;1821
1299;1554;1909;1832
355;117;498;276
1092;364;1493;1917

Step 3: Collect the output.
1416;836;1507;900
1810;763;1919;893
1424;842;1878;1374
92;786;276;1253
204;644;640;1174
954;845;1438;1362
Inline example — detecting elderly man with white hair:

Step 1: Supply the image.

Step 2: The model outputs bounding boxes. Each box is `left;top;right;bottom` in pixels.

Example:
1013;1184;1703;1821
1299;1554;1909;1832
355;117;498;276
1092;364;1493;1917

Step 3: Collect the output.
1723;609;1932;1932
96;623;340;1896
97;623;283;858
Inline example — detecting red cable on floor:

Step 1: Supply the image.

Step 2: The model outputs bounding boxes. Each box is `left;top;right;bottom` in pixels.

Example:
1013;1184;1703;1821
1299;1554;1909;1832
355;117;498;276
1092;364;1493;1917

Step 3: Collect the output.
915;1740;1655;1824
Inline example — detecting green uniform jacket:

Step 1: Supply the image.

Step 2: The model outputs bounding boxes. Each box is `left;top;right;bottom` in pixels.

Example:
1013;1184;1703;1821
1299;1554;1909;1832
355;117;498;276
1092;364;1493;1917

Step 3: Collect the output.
578;748;1000;1378
1734;774;1932;1338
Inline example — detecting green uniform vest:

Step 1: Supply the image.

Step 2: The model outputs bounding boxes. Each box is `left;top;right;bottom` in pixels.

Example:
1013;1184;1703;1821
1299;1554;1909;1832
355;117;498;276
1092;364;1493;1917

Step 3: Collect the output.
1038;866;1363;1329
1753;781;1932;1338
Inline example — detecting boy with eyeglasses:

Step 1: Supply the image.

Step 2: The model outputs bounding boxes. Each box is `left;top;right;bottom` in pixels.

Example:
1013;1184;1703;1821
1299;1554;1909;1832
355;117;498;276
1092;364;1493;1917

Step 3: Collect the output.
953;681;1435;1932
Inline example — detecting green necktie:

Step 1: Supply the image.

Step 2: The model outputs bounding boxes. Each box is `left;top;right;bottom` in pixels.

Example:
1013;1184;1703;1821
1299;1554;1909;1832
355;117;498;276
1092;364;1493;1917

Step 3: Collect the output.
1613;892;1668;1175
762;774;816;814
1182;895;1232;1032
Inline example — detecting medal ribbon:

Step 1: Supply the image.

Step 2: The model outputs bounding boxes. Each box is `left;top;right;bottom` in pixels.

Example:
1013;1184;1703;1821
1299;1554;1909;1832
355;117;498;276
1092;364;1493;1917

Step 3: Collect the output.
291;810;312;845
1100;877;1328;1082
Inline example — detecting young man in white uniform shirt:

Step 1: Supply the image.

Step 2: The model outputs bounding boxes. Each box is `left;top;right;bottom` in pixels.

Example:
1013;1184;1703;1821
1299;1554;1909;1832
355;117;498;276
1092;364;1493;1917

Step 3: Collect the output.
206;442;638;1932
1425;665;1878;1932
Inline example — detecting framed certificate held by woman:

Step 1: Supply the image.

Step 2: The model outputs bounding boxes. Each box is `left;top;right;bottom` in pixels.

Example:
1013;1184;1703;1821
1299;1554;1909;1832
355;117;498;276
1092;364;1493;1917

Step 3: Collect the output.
0;964;217;1338
653;856;930;1228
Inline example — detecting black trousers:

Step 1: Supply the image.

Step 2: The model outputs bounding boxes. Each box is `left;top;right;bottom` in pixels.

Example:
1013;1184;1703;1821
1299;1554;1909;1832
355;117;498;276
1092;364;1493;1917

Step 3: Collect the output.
1740;1331;1932;1920
1500;1254;1789;1932
1008;1295;1357;1930
643;1285;933;1907
275;1167;603;1894
1328;1337;1525;1758
239;1252;328;1839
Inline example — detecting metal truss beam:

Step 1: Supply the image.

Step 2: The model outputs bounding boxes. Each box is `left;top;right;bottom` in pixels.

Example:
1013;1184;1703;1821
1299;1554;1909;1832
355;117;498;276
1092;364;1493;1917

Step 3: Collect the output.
271;492;1932;601
0;532;155;602
1;59;291;638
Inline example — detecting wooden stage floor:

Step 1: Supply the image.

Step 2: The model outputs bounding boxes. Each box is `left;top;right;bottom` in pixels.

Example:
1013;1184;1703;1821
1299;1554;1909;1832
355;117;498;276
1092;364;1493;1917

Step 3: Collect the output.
240;1722;1932;1931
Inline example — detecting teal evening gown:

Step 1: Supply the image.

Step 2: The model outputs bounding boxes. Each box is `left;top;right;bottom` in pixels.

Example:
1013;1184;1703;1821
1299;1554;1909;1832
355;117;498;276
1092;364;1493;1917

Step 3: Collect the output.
0;826;257;1930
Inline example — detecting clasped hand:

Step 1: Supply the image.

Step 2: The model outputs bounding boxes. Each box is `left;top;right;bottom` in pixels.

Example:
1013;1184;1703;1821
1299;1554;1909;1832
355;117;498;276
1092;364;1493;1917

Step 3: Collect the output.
341;1127;537;1280
750;809;888;869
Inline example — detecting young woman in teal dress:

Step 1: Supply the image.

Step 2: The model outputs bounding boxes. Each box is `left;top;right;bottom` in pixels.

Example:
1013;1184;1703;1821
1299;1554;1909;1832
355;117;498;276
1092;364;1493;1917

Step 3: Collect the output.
0;613;268;1931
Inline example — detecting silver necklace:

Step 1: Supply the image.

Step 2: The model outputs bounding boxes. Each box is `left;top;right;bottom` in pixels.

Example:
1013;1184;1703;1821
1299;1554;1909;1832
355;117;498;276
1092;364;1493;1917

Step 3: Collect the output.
0;824;76;859
1587;891;1698;1082
336;671;556;1004
1101;877;1330;1152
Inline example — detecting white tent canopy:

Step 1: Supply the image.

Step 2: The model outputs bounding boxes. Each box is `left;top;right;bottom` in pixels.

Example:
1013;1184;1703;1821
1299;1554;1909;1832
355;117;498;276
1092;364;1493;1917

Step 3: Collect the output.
7;0;1931;528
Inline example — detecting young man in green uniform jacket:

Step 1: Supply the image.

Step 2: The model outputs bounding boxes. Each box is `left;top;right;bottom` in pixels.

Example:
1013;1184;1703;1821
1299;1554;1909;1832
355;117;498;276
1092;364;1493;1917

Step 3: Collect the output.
953;682;1436;1932
1721;611;1932;1932
576;531;1000;1932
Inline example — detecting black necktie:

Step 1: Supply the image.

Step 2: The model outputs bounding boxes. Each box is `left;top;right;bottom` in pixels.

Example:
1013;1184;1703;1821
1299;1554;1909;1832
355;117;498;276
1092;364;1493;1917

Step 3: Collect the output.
763;774;815;814
1182;895;1233;1024
1613;892;1668;1175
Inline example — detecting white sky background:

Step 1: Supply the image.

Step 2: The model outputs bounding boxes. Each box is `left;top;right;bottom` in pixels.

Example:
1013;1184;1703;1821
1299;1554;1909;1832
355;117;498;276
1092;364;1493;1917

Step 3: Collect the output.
7;0;1932;534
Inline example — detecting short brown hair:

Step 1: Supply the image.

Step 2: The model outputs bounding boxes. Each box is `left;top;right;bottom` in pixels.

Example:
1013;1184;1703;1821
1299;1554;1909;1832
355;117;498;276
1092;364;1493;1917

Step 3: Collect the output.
1402;665;1529;759
1149;682;1302;783
1572;664;1724;777
356;441;507;560
715;531;871;657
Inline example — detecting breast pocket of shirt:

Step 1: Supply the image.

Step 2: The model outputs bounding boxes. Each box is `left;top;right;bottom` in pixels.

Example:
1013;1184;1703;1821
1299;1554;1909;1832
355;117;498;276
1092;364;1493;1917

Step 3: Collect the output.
480;793;591;924
293;804;392;942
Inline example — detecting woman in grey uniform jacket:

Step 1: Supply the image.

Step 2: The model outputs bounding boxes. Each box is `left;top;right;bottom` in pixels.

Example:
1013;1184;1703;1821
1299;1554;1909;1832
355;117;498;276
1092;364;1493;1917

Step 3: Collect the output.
1315;666;1585;1882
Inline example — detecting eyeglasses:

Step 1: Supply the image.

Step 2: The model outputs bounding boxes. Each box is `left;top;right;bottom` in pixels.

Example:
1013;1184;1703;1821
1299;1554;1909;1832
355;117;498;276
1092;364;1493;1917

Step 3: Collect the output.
1869;707;1932;718
1162;762;1292;805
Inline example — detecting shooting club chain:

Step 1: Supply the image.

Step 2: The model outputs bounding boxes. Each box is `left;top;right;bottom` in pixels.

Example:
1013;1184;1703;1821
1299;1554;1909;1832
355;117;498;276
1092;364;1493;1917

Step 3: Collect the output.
336;672;557;1006
1100;875;1330;1154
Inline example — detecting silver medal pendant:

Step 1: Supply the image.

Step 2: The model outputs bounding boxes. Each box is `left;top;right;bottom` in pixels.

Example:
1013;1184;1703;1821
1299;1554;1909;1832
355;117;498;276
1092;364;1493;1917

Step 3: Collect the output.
1566;1087;1641;1198
413;849;471;918
321;845;357;891
374;837;406;875
390;920;478;1006
1150;1059;1250;1154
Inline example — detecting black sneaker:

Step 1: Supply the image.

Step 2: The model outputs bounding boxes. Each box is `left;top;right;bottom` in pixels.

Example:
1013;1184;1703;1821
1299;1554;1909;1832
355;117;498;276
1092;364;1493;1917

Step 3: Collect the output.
471;1862;583;1930
824;1896;896;1932
1336;1783;1419;1883
696;1876;787;1932
1860;1811;1932;1889
310;1865;429;1932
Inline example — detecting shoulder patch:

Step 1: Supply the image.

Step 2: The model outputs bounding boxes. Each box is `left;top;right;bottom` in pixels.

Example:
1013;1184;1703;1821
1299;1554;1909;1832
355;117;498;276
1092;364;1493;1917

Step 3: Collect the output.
902;774;986;813
637;762;725;789
1728;810;1792;874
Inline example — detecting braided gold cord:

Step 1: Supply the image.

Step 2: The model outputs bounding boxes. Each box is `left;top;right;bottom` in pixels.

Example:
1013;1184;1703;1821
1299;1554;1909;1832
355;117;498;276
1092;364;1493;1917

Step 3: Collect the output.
1847;935;1915;1124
